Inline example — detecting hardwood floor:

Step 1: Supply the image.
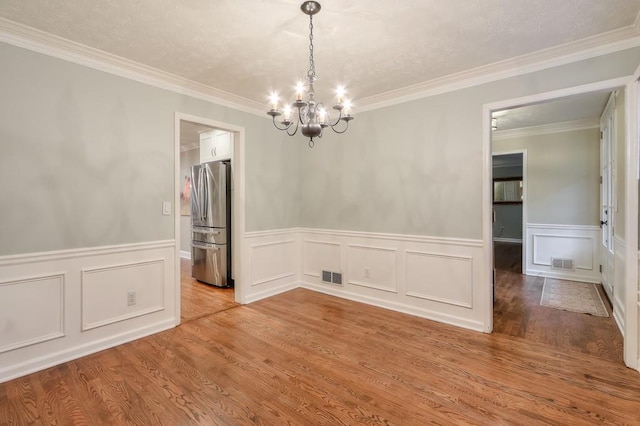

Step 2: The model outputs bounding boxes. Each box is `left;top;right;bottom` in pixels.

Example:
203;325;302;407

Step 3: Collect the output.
180;258;238;323
2;258;639;424
493;242;624;364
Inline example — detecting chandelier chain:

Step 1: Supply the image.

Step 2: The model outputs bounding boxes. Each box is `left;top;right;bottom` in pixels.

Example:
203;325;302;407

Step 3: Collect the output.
308;15;315;79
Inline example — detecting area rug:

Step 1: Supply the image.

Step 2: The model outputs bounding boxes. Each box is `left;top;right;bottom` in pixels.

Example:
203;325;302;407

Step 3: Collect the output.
540;278;609;317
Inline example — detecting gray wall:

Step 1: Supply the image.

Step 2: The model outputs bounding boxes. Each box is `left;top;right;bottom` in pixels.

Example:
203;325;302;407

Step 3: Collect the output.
0;42;302;256
1;42;638;256
494;128;600;226
297;48;640;239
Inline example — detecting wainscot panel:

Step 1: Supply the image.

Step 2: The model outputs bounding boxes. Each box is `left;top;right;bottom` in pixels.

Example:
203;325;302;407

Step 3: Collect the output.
81;260;165;331
347;244;398;293
525;223;601;283
0;241;176;383
244;229;300;303
299;229;485;332
0;274;65;354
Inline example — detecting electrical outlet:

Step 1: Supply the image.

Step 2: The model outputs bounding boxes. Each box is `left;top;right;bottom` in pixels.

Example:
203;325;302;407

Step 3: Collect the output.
364;267;370;278
127;290;136;306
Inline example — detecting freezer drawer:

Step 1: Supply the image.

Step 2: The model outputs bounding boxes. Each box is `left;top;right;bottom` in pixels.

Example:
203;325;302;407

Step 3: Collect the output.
191;226;227;245
191;241;228;287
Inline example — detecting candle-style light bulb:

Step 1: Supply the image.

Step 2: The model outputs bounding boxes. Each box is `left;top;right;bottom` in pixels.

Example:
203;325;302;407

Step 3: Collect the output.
283;104;292;121
269;92;279;110
336;85;346;104
318;107;327;124
295;80;305;101
343;99;352;115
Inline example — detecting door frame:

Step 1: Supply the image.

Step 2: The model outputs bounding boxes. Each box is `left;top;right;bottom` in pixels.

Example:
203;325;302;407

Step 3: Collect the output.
491;150;527;275
174;112;247;325
482;76;638;370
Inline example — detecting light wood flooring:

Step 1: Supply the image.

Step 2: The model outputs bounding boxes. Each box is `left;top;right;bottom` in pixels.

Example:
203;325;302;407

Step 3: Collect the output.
180;258;238;323
1;255;639;424
493;241;623;364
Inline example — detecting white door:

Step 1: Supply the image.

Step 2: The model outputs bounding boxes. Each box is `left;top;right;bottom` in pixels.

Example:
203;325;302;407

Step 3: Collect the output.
600;95;615;300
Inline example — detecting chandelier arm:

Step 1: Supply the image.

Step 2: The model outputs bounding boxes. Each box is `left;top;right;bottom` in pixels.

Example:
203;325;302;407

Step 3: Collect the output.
326;107;343;127
286;120;300;136
329;120;350;134
272;116;293;131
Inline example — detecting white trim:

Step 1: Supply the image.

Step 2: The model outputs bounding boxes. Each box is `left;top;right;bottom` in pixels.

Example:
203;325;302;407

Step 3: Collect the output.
0;318;175;384
180;250;191;260
0;18;264;117
245;228;299;238
624;66;640;370
492;238;523;244
174;114;247;324
243;282;299;304
1;17;639;115
357;29;640;112
484;77;630;335
485;76;639;368
492;118;600;141
80;259;166;331
0;240;175;266
0;273;66;354
301;227;483;248
301;282;484;332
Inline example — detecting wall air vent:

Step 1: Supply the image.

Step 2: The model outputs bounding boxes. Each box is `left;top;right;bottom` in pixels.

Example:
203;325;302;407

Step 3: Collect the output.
332;272;343;285
550;257;575;271
322;270;332;283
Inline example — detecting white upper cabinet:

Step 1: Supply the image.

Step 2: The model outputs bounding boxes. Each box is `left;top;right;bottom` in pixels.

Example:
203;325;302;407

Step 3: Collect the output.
200;130;232;163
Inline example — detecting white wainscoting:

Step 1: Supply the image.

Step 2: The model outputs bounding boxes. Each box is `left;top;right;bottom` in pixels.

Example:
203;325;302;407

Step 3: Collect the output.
525;223;601;283
0;241;176;383
299;229;485;331
244;229;299;303
613;235;626;334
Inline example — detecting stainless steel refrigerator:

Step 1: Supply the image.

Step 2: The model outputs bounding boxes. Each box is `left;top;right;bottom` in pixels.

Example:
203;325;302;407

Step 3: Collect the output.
191;160;232;287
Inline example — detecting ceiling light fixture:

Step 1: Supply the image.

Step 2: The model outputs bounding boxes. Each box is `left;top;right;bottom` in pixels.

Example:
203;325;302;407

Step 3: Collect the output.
267;1;354;148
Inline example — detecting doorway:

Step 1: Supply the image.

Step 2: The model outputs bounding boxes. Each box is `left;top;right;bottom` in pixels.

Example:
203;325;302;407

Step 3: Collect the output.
484;78;634;365
174;113;246;326
492;152;525;275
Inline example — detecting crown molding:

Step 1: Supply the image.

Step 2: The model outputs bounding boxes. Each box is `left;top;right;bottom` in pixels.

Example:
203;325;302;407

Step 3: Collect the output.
492;118;600;141
180;143;199;153
0;17;639;116
356;25;640;112
0;17;266;117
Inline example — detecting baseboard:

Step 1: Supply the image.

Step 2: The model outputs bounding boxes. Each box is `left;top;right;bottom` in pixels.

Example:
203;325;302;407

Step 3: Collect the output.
180;250;191;259
243;282;299;304
525;268;601;284
613;296;625;335
493;238;522;243
0;318;175;384
301;282;485;333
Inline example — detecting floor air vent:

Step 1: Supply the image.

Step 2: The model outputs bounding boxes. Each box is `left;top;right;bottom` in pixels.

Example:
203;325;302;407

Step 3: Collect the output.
550;257;575;271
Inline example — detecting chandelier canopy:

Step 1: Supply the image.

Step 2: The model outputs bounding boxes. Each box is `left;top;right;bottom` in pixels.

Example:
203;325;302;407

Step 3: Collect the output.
267;1;354;148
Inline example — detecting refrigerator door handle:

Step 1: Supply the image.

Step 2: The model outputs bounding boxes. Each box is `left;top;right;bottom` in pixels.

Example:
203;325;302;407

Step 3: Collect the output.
192;242;221;250
199;167;205;222
192;228;220;235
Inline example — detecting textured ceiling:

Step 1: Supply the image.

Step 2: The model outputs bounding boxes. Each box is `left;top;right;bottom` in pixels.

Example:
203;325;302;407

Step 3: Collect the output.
0;0;639;110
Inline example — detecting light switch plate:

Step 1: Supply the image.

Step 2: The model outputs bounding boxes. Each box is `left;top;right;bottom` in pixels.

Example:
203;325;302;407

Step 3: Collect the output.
162;201;171;215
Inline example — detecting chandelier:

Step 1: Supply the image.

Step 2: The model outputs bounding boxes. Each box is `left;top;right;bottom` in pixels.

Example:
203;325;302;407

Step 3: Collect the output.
267;1;354;148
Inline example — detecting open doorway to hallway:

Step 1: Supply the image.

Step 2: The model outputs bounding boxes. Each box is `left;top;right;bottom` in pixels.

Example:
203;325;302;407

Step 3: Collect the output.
489;89;625;364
